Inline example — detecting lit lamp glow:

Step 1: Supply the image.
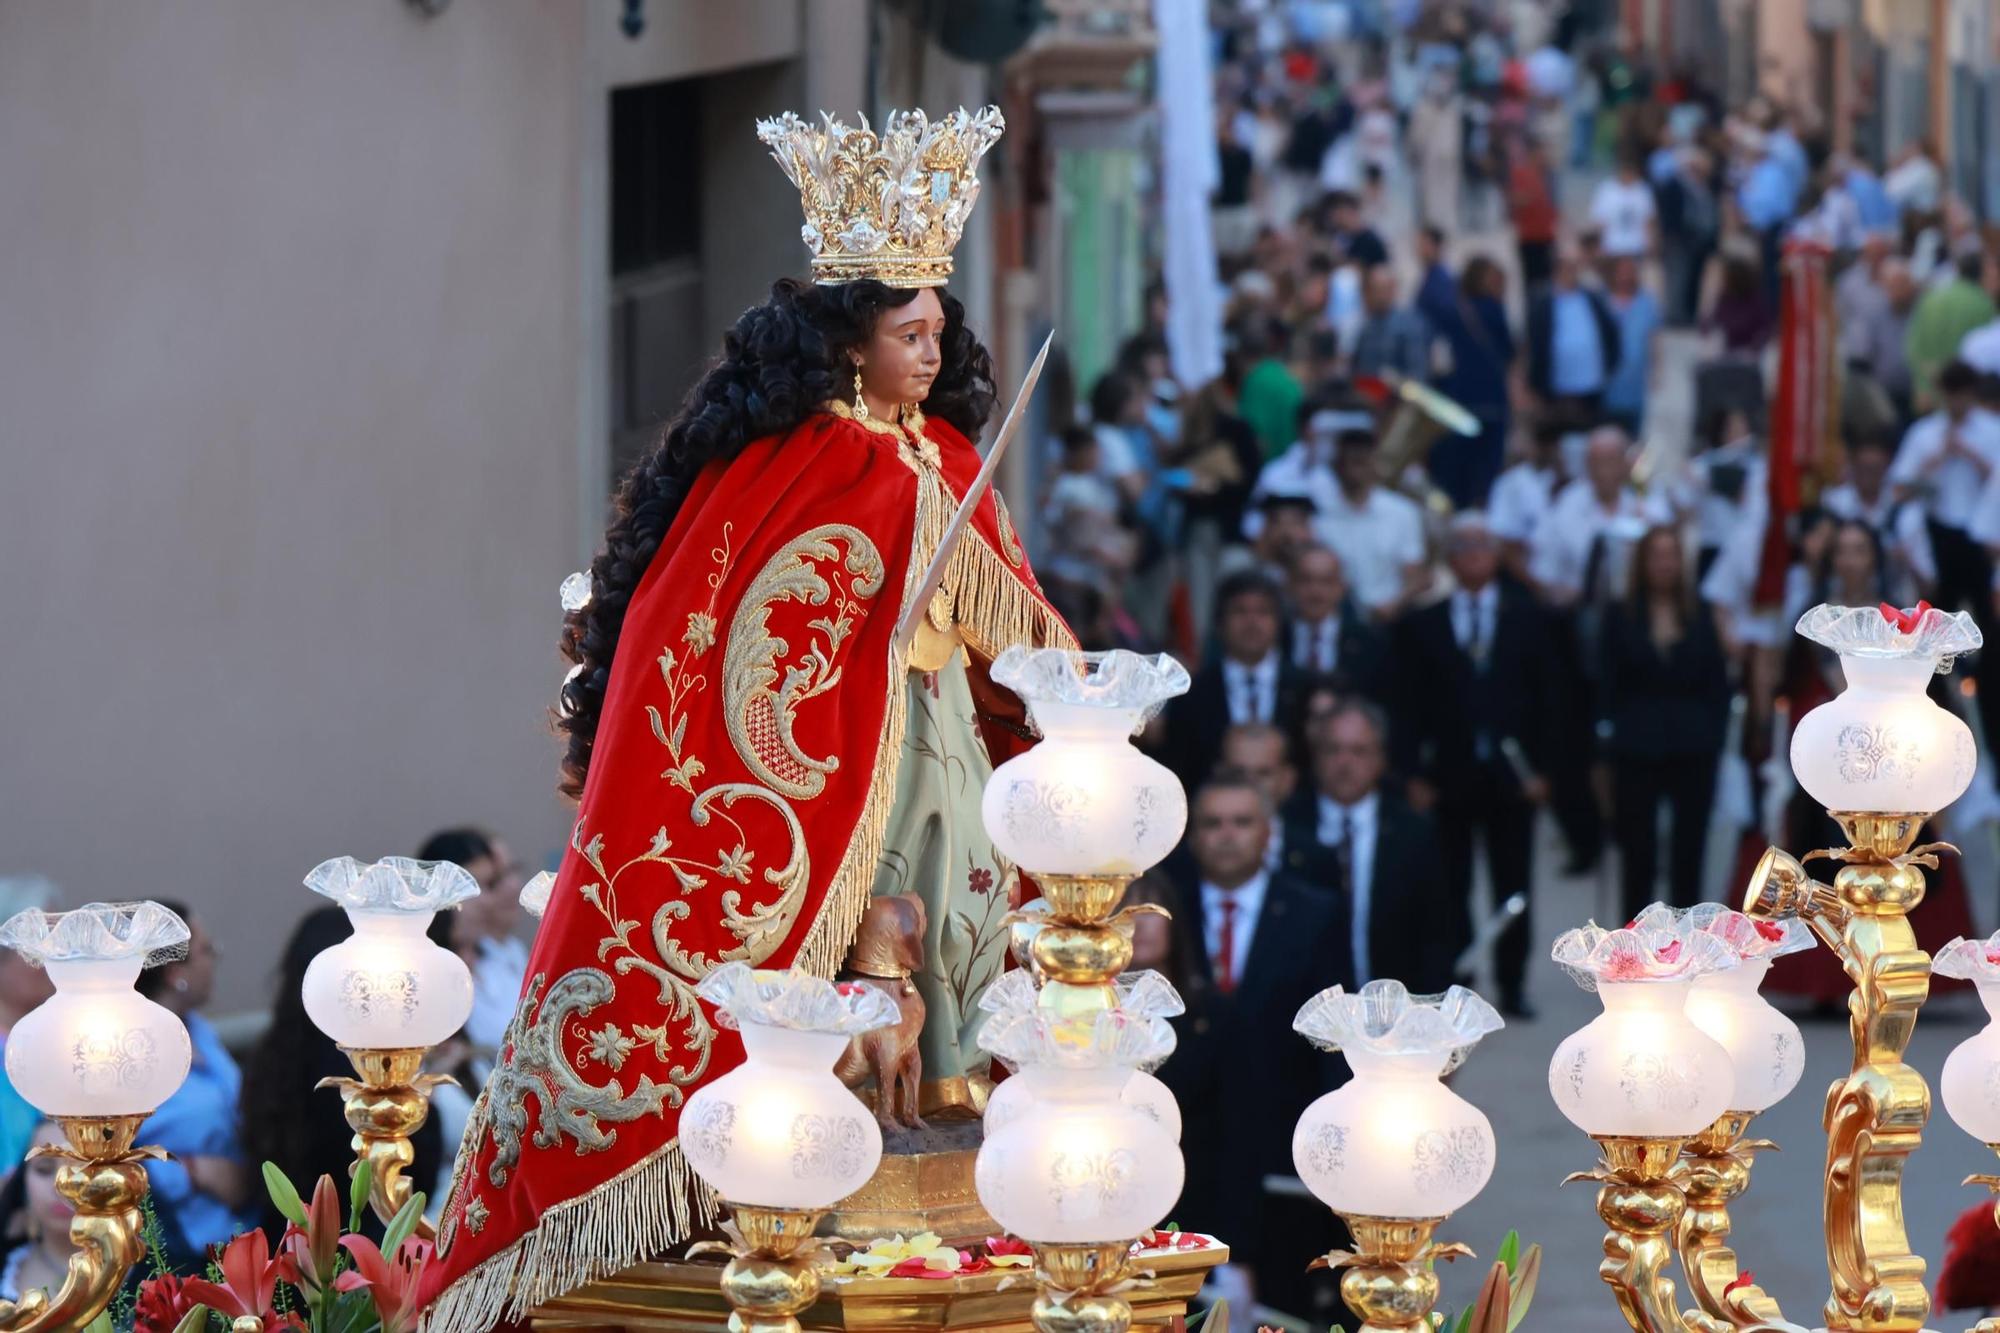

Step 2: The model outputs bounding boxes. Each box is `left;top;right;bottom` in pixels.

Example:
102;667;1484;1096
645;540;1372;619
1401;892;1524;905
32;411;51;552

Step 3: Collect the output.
981;648;1189;1017
973;998;1183;1333
1936;934;2000;1193
1548;917;1739;1331
1630;903;1810;1325
0;902;194;1330
979;970;1184;1142
1289;981;1502;1332
1787;604;1979;816
301;856;478;1230
679;963;897;1333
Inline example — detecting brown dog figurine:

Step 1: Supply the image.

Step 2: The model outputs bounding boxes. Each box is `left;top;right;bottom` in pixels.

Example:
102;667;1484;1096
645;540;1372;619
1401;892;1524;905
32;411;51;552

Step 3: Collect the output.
834;892;927;1130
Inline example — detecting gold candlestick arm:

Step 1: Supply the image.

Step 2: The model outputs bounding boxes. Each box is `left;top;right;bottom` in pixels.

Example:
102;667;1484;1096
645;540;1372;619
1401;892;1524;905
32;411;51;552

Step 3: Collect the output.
1963;1149;2000;1333
318;1046;453;1240
693;1205;826;1333
1026;1241;1142;1333
1024;873;1159;1017
1568;1136;1741;1333
1674;1112;1785;1328
0;1115;162;1333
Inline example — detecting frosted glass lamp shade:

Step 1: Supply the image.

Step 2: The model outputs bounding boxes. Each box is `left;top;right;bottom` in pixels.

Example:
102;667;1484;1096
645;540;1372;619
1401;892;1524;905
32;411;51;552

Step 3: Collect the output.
982;706;1186;875
1549;980;1735;1136
680;1022;883;1210
1789;654;1974;814
8;956;193;1117
1941;984;2000;1144
975;1068;1182;1242
1684;960;1805;1114
983;1066;1183;1143
301;910;474;1049
1291;1049;1495;1217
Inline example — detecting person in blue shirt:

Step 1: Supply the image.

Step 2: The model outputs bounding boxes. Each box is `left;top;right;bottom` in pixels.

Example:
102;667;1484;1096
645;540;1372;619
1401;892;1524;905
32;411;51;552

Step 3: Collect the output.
1603;257;1663;436
137;901;255;1263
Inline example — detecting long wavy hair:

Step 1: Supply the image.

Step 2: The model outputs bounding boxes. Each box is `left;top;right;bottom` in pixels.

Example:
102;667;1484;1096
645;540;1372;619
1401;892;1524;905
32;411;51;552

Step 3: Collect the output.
556;277;997;799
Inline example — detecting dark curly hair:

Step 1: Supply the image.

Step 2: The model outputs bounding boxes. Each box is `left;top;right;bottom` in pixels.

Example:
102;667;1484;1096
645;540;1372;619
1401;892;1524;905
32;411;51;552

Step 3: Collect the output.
556;277;997;799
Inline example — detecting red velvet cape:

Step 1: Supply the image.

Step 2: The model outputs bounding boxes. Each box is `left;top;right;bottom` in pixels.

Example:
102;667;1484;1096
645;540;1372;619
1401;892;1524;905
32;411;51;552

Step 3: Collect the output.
420;410;1071;1329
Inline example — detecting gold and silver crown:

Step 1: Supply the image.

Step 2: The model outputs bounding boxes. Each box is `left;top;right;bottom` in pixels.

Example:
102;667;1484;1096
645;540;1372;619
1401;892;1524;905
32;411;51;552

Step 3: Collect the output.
755;106;1005;289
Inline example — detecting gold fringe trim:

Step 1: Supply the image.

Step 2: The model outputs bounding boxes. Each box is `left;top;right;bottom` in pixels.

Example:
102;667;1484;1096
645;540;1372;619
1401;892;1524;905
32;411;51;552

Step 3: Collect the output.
953;525;1079;658
420;1137;715;1333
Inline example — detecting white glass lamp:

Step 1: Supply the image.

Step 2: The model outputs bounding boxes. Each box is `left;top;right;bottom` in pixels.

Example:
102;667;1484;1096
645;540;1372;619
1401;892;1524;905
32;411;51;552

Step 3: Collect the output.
1935;933;2000;1145
1548;920;1739;1138
1290;981;1504;1218
1788;604;1980;815
982;647;1191;876
680;964;898;1333
0;902;194;1118
980;969;1185;1141
1634;904;1811;1115
300;856;478;1050
974;1003;1183;1244
680;963;897;1210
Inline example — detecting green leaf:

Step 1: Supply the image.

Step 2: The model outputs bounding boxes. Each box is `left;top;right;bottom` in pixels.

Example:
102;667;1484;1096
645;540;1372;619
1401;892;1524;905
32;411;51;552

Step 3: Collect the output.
326;1288;383;1333
80;1314;113;1333
171;1306;211;1333
264;1160;308;1227
383;1189;427;1253
1505;1244;1541;1333
1495;1230;1520;1276
1200;1296;1229;1333
350;1157;374;1232
1449;1308;1473;1333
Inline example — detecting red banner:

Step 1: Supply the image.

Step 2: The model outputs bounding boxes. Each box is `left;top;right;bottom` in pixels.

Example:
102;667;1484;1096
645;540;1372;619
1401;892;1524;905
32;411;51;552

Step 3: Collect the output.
1754;237;1836;608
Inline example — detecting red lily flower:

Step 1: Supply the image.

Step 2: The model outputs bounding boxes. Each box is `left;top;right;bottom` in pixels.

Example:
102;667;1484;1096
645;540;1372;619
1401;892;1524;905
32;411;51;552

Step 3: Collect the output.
182;1229;286;1325
1879;601;1932;634
274;1175;344;1299
335;1234;433;1333
985;1235;1033;1259
133;1273;203;1332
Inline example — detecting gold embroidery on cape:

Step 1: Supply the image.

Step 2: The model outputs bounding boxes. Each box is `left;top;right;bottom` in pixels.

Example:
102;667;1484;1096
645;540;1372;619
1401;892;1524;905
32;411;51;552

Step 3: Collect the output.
826;398;937;465
723;524;888;797
994;490;1026;566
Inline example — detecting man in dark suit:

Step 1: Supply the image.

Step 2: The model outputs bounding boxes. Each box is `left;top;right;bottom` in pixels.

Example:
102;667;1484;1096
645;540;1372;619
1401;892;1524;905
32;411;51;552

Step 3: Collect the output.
1392;513;1556;1016
1285;545;1389;704
1525;243;1622;419
1163;571;1309;789
1158;773;1348;1320
1286;699;1457;993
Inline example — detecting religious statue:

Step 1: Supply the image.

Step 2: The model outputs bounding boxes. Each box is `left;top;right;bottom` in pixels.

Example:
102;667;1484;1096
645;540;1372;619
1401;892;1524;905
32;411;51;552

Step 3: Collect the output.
419;106;1075;1331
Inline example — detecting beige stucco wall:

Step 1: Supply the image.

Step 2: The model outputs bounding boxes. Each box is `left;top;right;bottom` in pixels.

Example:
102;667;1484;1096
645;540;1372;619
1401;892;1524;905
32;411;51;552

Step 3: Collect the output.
0;1;587;1013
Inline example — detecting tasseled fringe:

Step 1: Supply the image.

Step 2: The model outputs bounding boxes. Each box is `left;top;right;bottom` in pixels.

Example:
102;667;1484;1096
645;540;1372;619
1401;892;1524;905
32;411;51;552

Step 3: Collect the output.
952;528;1079;657
421;1140;716;1333
795;659;910;979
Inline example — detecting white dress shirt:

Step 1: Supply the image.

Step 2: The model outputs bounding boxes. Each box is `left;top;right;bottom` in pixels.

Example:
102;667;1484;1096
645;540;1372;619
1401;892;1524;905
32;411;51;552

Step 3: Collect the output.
1242;443;1340;540
1291;616;1341;673
1487;462;1558;544
1528;480;1669;600
1318;790;1380;985
1889;409;2000;531
1320;487;1426;611
1221;652;1280;724
1201;871;1269;988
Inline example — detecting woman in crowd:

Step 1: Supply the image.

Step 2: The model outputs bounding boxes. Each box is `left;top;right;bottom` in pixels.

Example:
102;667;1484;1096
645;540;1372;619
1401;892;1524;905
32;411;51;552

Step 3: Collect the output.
1599;525;1733;916
418;826;527;1073
0;1121;84;1305
136;900;254;1265
239;907;444;1241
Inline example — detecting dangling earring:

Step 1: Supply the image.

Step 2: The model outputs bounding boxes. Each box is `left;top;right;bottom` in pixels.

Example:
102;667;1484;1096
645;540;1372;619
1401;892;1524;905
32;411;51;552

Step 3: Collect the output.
852;367;869;421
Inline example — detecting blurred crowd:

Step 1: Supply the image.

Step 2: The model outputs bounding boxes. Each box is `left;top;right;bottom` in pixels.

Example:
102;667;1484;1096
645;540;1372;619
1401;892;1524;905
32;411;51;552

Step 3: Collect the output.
1033;0;2000;1318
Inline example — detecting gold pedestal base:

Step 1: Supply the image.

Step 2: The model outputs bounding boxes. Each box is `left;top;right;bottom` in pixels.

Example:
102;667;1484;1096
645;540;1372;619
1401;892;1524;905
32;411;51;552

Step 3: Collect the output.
526;1240;1227;1333
0;1114;160;1333
821;1141;995;1245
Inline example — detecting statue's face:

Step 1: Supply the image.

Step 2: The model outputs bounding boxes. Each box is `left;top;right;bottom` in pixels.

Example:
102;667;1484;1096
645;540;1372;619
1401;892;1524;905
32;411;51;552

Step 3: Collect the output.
854;287;946;409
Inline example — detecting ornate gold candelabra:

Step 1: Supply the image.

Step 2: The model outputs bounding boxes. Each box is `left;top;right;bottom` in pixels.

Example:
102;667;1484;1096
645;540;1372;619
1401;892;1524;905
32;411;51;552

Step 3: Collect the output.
1315;1217;1469;1333
1561;811;1952;1333
320;1045;453;1238
1674;1112;1783;1327
0;1114;162;1332
1026;873;1160;1018
696;1205;825;1333
1750;814;1940;1332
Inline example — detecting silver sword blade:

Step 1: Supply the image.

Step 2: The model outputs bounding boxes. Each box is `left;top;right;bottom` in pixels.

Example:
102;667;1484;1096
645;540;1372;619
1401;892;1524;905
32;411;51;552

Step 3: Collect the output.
892;331;1054;655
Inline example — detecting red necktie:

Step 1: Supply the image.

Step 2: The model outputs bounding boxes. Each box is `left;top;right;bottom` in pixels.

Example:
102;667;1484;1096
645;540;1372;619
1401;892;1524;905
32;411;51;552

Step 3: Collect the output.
1216;897;1238;994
